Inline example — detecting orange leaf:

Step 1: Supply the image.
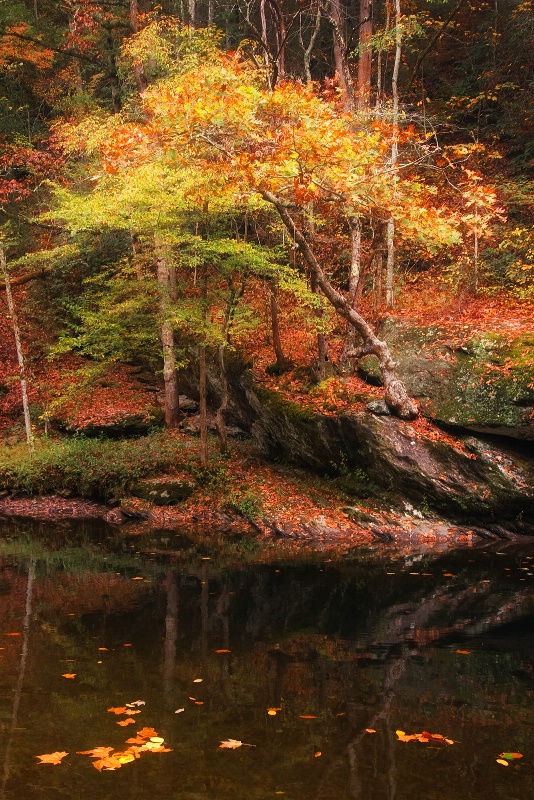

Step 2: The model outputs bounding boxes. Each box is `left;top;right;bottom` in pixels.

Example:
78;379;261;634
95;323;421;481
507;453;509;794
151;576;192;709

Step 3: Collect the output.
365;729;376;734
117;718;136;726
299;715;317;719
214;649;231;653
92;756;122;771
77;747;114;759
62;673;76;679
136;727;158;740
456;649;471;655
314;751;322;758
108;707;128;714
35;751;68;765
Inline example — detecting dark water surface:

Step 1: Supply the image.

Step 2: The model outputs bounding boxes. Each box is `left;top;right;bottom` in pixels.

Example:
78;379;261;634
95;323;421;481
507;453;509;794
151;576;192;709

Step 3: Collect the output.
0;519;533;800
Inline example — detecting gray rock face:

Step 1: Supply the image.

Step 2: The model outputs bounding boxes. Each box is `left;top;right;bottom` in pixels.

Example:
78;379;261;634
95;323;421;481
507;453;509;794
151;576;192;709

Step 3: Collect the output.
358;319;534;440
246;384;533;521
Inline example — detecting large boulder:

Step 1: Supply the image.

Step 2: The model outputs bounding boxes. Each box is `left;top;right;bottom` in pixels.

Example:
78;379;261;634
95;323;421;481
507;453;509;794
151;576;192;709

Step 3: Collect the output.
246;385;534;522
358;319;534;440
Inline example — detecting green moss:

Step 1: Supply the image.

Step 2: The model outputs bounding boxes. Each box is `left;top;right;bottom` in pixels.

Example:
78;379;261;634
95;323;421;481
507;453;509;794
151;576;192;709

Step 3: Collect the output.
255;386;316;424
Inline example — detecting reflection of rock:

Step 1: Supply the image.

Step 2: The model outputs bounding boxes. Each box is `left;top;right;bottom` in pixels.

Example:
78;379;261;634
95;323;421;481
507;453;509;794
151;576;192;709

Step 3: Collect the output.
358;319;534;440
132;478;196;506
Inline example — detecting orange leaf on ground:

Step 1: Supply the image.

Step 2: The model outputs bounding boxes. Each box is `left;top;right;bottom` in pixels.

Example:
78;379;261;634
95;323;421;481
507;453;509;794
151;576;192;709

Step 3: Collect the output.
35;751;68;765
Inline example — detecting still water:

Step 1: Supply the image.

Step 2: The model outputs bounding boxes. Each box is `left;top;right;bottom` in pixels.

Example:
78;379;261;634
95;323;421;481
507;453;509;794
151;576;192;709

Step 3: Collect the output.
0;519;533;800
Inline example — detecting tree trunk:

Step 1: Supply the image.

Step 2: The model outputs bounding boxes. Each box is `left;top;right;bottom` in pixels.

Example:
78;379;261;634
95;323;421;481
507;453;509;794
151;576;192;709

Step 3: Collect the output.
215;344;229;454
329;0;356;112
300;2;322;84
357;0;373;110
269;279;291;372
259;189;418;419
0;242;34;453
386;0;402;310
155;239;180;428
341;216;361;367
129;0;148;93
199;344;208;467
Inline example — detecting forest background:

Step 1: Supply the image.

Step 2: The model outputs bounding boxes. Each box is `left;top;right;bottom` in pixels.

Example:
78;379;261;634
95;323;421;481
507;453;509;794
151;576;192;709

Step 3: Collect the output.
0;0;532;492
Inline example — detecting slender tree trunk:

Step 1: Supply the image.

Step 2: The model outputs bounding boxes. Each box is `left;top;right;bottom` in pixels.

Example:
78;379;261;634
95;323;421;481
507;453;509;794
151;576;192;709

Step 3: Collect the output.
155;238;180;427
357;0;373;110
188;0;196;26
130;0;148;92
199;271;208;467
386;0;402;309
269;279;291;371
0;243;34;453
215;344;229;454
260;189;418;418
340;217;362;368
300;2;322;84
329;0;356;112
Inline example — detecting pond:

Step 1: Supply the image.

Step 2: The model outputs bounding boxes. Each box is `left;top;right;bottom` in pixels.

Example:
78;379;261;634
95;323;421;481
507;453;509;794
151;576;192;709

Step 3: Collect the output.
0;519;533;800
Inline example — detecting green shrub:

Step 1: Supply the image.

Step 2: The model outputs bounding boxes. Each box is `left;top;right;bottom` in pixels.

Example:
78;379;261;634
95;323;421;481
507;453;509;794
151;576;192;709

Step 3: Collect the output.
0;433;191;500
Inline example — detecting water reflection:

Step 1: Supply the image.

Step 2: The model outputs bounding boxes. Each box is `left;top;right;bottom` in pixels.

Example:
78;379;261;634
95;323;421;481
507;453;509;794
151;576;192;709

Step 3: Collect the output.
0;520;533;799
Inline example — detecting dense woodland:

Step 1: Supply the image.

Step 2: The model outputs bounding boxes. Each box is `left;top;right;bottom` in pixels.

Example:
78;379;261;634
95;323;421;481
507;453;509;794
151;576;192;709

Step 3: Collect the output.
0;0;533;468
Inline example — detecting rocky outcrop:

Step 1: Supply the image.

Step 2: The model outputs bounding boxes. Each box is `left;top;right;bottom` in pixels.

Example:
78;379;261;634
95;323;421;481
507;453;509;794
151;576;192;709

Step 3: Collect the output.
245;384;534;523
358;319;534;440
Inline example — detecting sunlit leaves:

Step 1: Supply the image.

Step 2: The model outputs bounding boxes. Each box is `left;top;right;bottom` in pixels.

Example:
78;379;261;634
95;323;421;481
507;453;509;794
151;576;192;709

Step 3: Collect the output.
219;739;255;749
35;751;68;765
396;730;455;745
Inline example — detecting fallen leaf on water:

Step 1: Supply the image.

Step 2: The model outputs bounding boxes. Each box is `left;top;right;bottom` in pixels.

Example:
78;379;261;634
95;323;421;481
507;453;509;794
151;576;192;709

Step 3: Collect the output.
215;649;231;653
267;708;280;716
123;643;132;647
443;573;455;577
150;737;165;744
496;759;509;766
77;747;114;759
175;708;185;714
108;707;128;714
4;632;21;636
62;674;76;679
396;730;454;744
35;751;68;765
138;741;172;752
219;739;255;749
365;729;376;734
193;678;203;683
299;715;317;720
126;700;145;707
195;701;204;705
499;752;523;760
314;751;322;758
98;647;108;651
117;718;136;727
136;727;158;740
132;577;143;581
92;756;122;771
456;650;471;655
125;736;145;744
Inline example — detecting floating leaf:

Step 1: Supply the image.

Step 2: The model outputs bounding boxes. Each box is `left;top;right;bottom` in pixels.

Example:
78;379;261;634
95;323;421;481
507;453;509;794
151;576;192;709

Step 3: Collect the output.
35;751;68;765
396;730;453;744
92;756;122;771
499;752;523;760
299;715;317;719
98;647;108;651
136;727;158;740
126;700;145;707
215;649;231;653
150;737;164;744
4;632;21;636
219;739;244;749
267;708;279;716
314;751;322;757
365;729;376;734
77;747;114;759
193;678;203;683
496;759;509;766
456;650;471;655
108;707;128;714
62;674;76;679
117;718;136;726
175;708;185;714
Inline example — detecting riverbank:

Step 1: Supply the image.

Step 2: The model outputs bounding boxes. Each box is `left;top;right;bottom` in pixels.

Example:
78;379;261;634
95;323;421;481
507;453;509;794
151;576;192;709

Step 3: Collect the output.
0;431;527;548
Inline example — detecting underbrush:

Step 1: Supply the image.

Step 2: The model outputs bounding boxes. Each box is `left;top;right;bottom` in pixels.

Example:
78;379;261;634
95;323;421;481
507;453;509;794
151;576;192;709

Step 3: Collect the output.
0;433;196;500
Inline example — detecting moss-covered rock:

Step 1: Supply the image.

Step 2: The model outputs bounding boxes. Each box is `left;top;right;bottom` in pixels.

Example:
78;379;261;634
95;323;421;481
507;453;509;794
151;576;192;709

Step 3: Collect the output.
358;319;534;440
